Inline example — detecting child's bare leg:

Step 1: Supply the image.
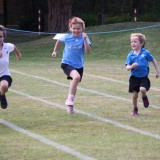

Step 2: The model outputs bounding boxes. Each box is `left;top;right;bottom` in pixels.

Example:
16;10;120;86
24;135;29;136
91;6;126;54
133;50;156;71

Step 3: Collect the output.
0;80;9;95
0;80;9;109
131;91;139;115
132;91;138;108
140;87;149;108
69;70;81;96
140;87;147;97
65;70;81;114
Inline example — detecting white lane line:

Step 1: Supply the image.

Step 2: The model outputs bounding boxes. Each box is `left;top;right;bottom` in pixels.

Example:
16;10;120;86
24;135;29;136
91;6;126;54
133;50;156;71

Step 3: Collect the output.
11;69;160;109
0;118;96;160
84;73;128;84
84;73;160;91
10;89;160;140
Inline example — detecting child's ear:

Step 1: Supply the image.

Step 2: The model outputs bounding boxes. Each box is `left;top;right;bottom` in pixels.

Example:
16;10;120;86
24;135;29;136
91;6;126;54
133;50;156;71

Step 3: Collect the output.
141;42;145;47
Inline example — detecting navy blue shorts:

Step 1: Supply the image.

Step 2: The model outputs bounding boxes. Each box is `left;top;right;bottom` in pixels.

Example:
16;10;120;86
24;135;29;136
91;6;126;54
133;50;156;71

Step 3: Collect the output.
61;63;83;81
129;76;150;93
0;75;13;87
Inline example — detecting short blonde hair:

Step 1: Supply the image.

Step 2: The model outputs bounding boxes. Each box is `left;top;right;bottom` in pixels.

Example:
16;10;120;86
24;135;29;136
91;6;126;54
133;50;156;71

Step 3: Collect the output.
68;17;85;30
130;33;146;48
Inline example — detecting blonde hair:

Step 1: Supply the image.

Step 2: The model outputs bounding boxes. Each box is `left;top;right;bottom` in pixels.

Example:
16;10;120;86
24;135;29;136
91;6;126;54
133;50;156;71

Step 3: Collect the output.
68;17;85;30
130;33;146;48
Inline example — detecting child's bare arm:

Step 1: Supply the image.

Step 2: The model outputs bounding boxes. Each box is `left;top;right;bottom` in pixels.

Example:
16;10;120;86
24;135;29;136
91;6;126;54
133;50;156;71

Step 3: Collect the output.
14;45;22;60
52;39;61;58
152;59;160;78
82;33;91;54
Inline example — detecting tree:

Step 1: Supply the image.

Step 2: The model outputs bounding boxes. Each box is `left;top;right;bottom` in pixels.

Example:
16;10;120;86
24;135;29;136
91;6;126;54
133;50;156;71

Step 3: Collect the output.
47;0;72;32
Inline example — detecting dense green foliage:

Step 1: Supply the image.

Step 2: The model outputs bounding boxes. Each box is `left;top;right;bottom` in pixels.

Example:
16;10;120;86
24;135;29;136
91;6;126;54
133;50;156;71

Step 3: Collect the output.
18;0;160;30
73;0;160;26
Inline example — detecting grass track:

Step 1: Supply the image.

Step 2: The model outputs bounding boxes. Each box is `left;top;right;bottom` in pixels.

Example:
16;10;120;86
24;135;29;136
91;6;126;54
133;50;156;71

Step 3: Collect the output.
0;22;160;160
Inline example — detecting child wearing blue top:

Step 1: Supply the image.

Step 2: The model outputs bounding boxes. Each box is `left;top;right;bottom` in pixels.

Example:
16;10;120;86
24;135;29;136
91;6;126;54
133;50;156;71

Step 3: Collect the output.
125;33;159;115
52;17;91;114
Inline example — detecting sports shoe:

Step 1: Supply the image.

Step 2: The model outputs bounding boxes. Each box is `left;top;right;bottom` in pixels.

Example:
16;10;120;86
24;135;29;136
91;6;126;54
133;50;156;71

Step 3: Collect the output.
131;110;139;116
67;105;74;114
0;94;8;109
65;98;74;106
142;95;149;108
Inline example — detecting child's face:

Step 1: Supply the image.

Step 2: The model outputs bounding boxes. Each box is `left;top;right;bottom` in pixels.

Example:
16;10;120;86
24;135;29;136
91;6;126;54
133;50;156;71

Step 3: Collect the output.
70;23;83;37
0;31;4;43
130;35;143;51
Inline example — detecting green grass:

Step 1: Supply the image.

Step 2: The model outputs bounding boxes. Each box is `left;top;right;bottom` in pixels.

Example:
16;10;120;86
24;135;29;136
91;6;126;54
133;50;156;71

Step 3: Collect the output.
1;22;160;160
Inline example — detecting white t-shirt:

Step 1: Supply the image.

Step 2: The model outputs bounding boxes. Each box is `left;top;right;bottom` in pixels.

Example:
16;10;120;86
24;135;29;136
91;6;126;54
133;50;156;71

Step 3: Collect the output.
0;43;14;77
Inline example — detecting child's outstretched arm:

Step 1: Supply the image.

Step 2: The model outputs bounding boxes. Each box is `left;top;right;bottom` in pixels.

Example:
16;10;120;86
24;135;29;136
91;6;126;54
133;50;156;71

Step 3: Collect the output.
152;59;160;78
52;39;61;58
82;33;91;54
14;45;22;60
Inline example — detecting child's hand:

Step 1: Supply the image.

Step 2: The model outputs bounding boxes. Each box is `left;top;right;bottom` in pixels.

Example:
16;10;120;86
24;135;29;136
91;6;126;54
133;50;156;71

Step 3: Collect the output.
132;62;138;68
0;51;3;58
82;32;87;40
52;51;57;58
16;53;22;60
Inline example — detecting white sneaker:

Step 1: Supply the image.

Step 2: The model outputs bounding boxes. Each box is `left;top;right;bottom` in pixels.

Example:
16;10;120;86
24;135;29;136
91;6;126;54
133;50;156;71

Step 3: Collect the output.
65;98;74;106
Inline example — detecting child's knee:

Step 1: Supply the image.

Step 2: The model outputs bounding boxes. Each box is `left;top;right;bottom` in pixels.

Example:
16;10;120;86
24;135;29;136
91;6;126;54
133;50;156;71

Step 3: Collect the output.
74;75;81;81
1;84;8;92
133;94;138;99
140;87;146;93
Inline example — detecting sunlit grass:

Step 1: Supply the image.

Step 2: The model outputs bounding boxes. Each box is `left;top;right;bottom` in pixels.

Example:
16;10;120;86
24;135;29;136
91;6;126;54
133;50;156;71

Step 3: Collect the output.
1;22;160;160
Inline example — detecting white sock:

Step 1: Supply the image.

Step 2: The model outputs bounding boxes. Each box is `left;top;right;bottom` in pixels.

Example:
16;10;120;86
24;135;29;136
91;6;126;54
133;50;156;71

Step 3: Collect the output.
68;94;74;100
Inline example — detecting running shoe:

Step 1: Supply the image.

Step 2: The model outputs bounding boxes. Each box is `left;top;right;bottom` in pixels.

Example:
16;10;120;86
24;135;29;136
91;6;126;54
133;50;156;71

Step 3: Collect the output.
67;105;74;114
65;98;74;106
131;110;139;116
142;95;149;108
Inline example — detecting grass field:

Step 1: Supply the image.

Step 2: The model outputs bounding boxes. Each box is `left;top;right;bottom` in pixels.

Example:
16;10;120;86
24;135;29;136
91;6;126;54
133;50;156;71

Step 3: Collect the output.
0;22;160;160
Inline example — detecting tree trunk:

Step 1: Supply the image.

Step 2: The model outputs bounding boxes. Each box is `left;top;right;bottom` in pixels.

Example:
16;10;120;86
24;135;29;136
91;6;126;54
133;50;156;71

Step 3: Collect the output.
47;0;72;32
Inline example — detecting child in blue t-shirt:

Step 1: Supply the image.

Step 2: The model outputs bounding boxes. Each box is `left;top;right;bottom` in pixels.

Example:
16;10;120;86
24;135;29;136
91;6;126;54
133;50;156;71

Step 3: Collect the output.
125;33;159;115
52;17;91;114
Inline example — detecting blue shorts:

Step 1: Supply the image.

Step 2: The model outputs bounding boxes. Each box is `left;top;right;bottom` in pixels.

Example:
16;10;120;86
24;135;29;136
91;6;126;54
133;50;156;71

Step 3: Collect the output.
0;75;13;87
129;76;150;93
61;63;83;81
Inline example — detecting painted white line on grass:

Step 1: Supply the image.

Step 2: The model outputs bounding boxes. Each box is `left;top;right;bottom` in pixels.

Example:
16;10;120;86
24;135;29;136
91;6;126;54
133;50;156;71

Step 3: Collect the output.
10;89;160;140
84;73;160;91
11;69;160;109
84;73;128;84
0;118;96;160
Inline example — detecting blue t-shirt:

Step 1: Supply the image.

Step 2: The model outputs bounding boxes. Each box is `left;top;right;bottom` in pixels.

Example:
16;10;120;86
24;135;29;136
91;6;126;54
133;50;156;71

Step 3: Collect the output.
60;33;91;68
125;48;154;77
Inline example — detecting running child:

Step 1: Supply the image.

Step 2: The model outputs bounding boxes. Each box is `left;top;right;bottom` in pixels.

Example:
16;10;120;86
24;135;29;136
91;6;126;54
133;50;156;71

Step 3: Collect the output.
125;33;159;115
52;17;91;114
0;25;22;109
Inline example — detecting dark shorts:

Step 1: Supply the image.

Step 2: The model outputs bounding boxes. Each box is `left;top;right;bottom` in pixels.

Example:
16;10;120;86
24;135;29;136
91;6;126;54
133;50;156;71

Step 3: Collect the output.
0;75;13;87
61;63;83;81
129;76;150;93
